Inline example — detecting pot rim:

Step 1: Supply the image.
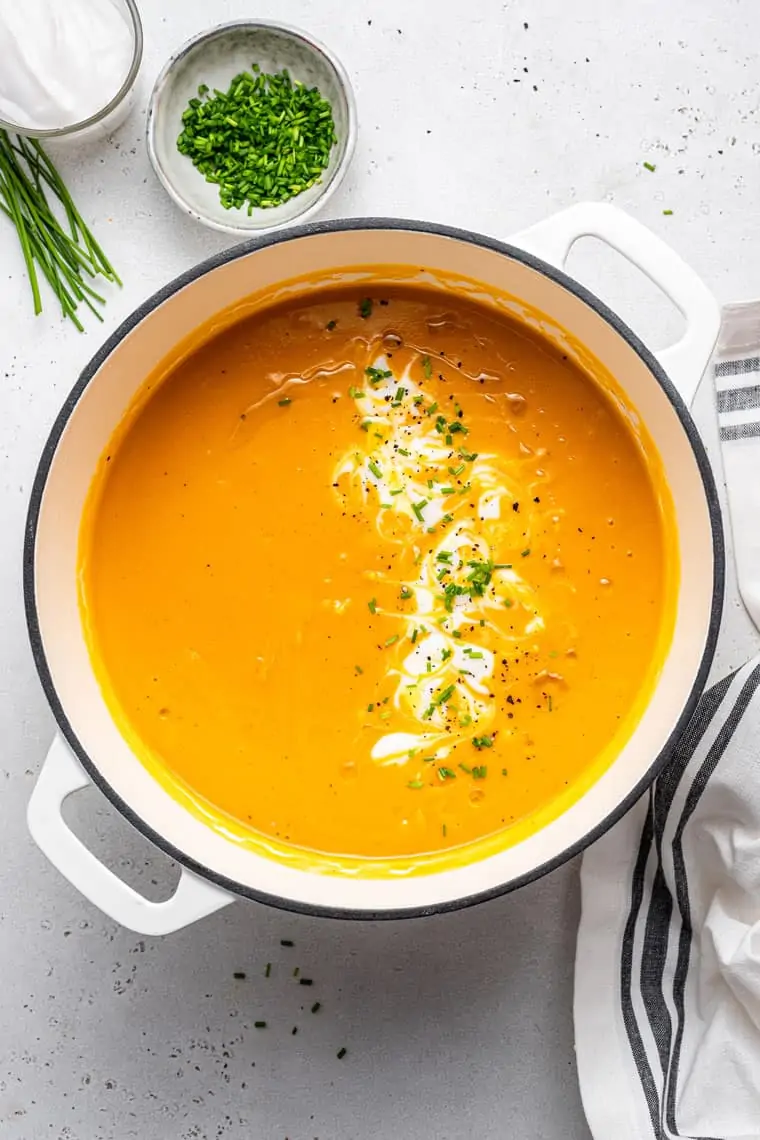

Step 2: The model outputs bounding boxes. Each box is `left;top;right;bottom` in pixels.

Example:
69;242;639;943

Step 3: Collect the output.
23;216;725;920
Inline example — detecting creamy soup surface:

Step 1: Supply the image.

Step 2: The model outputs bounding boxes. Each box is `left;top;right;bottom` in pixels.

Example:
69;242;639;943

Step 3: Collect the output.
79;281;676;866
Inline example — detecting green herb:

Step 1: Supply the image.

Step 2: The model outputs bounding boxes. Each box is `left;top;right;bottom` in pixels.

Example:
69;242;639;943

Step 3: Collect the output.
368;460;383;479
466;558;494;595
421;355;433;378
434;683;456;706
349;386;365;399
398;447;410;457
384;634;400;647
366;365;392;382
399;586;413;600
293;967;300;977
437;767;457;781
337;1047;347;1060
458;448;478;462
448;464;465;476
472;765;487;779
442;823;448;837
411;628;419;644
326;319;337;330
472;735;494;749
643;161;656;172
367;703;375;712
445;434;453;446
441;648;453;661
521;548;531;557
368;598;377;614
278;397;292;406
426;402;439;416
280;939;294;947
502;768;507;776
459;762;472;774
452;630;462;639
504;598;514;608
407;779;424;789
354;664;363;675
448;420;468;435
255;1021;267;1029
548;695;554;712
265;962;271;977
395;386;405;402
441;513;454;525
177;68;337;213
412;500;427;521
663;209;673;216
359;297;373;318
437;551;452;563
233;971;246;979
299;978;314;986
311;1002;321;1013
0;131;120;329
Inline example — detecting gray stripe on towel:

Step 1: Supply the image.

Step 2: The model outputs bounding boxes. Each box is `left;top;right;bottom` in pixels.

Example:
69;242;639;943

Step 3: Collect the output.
719;421;760;442
715;357;760;377
716;385;760;413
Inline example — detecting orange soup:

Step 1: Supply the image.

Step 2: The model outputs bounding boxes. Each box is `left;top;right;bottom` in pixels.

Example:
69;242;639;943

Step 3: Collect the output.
79;281;676;866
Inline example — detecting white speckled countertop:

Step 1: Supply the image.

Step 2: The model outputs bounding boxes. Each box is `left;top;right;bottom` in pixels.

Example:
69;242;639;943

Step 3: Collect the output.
2;2;759;1137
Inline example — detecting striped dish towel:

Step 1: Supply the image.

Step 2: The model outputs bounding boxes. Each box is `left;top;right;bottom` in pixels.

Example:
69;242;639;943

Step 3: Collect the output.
574;306;760;1140
714;301;760;629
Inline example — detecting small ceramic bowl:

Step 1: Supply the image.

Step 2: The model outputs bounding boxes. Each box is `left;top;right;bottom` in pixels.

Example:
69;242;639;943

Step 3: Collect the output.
146;21;357;237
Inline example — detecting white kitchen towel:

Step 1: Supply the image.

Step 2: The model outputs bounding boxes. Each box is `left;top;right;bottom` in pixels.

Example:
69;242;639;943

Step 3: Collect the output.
713;301;760;630
575;306;760;1140
575;657;760;1140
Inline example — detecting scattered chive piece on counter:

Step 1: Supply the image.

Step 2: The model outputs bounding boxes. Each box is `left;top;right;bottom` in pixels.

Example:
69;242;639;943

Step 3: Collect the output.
280;939;294;947
0;131;120;329
299;977;314;986
264;963;271;977
643;161;656;172
663;209;674;216
311;1002;321;1013
254;1021;267;1029
337;1047;347;1060
176;67;337;213
233;971;246;979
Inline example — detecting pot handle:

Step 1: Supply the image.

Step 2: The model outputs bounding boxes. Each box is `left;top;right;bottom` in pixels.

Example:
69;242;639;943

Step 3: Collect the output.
511;202;720;407
27;734;235;936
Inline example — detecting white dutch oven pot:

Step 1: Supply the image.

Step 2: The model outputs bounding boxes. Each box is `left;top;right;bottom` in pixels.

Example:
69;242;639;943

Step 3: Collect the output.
25;204;724;935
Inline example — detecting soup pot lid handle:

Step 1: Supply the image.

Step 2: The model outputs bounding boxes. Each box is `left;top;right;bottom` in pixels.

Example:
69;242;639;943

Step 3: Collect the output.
27;735;235;936
511;202;720;408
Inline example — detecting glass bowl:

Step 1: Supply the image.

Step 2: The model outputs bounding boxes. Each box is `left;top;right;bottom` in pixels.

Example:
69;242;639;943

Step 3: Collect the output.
0;0;143;140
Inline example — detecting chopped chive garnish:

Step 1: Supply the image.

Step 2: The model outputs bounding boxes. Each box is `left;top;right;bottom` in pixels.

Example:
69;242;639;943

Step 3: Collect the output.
280;939;294;947
663;208;673;215
311;1002;321;1013
437;767;457;781
367;703;375;712
395;386;405;401
348;386;364;399
459;762;472;774
448;464;465;476
366;366;392;381
326;319;337;330
472;735;494;749
421;355;433;379
384;634;400;647
398;447;410;457
434;683;456;706
360;420;371;431
472;765;487;779
359;297;373;318
452;630;462;639
233;971;246;979
458;448;478;461
504;598;514;608
337;1047;347;1060
502;768;508;776
265;963;271;977
441;513;454;525
440;486;456;495
521;549;531;557
368;598;377;614
426;401;439;416
407;779;424;789
548;695;554;712
299;978;313;986
437;551;452;562
445;434;453;446
643;161;656;172
255;1021;267;1029
412;500;427;521
293;967;300;977
355;664;363;675
368;460;382;479
389;488;404;496
278;397;292;406
399;586;413;600
442;823;448;837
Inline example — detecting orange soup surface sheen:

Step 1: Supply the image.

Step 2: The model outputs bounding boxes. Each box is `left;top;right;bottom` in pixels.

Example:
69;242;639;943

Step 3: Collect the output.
80;283;675;868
